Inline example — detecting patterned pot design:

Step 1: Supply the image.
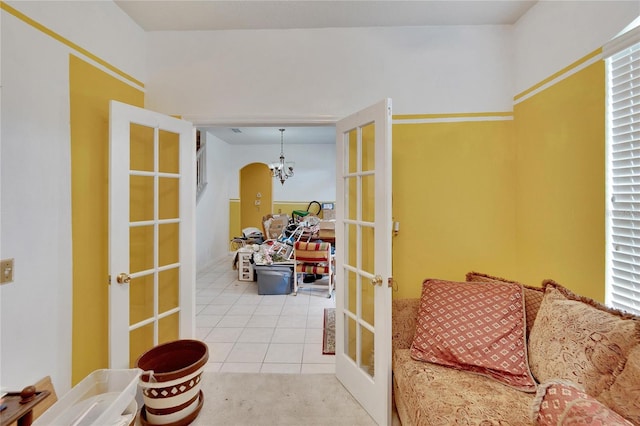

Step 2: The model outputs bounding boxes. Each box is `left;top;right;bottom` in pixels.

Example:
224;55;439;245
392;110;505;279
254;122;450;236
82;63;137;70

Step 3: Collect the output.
136;339;208;425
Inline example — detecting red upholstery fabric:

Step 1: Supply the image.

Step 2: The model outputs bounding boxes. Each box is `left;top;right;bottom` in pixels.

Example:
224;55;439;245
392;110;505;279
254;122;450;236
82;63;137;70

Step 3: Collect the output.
297;265;330;274
410;279;537;392
292;241;333;297
532;381;633;426
294;241;331;262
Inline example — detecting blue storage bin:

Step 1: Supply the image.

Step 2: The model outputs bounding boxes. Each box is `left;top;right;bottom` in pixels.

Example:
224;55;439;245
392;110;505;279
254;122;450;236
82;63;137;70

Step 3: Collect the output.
255;265;293;295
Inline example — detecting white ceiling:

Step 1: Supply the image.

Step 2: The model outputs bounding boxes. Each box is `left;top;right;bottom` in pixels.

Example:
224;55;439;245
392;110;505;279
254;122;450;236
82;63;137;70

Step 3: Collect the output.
206;126;337;145
115;0;537;31
116;0;537;145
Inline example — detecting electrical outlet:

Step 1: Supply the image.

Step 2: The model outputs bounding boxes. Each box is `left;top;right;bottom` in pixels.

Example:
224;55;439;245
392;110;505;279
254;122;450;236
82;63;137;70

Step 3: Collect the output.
0;258;14;284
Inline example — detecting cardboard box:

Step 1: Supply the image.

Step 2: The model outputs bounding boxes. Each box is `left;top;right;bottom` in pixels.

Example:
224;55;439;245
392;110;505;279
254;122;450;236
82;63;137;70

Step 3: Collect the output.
318;229;335;239
263;214;289;239
322;209;336;220
319;219;335;229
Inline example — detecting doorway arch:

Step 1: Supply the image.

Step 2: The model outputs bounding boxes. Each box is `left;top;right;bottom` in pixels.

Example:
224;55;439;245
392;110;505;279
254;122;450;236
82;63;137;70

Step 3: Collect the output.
239;162;272;233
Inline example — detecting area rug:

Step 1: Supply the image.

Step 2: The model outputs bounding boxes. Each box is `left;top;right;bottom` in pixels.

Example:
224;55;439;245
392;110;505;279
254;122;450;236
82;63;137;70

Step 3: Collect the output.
193;373;376;425
323;308;335;355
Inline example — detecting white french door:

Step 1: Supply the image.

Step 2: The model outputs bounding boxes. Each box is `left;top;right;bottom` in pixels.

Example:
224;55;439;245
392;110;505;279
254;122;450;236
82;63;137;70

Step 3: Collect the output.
108;100;196;369
335;99;393;425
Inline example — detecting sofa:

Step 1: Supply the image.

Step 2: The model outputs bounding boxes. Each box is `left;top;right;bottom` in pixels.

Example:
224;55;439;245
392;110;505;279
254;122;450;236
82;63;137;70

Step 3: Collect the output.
392;272;640;425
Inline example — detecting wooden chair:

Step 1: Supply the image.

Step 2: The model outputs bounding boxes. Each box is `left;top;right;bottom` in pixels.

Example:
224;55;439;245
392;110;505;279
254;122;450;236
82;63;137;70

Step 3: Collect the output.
293;241;333;298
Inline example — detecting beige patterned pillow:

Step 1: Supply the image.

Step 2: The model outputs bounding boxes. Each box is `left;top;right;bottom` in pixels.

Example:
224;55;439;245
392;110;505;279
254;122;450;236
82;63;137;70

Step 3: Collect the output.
466;271;544;338
598;344;640;424
410;279;537;392
528;280;640;398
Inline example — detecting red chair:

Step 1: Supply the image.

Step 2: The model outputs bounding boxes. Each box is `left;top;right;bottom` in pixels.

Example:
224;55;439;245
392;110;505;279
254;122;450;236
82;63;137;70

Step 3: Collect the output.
293;241;333;298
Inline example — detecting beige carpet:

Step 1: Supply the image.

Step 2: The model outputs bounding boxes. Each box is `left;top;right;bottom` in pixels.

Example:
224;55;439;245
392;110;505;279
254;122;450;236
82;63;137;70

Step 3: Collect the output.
192;372;376;426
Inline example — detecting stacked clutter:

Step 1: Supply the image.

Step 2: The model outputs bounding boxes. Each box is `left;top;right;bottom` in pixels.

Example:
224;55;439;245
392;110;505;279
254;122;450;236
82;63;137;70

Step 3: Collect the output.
231;202;335;296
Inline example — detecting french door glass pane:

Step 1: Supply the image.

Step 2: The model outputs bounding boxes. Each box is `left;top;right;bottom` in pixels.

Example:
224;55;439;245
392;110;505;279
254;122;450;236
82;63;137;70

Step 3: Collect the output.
346;269;358;315
159;130;180;174
362;227;375;276
130;226;154;273
130;274;154;325
130;175;154;222
130;323;154;368
346;315;357;363
361;123;375;172
361;327;375;378
159;223;179;266
159;267;180;313
159;177;179;220
362;279;375;327
159;313;180;345
130;123;154;172
362;175;375;223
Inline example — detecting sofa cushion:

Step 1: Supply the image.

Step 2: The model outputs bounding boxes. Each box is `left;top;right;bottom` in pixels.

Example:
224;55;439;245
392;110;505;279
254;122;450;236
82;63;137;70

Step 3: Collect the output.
531;380;633;426
394;349;535;425
410;279;537;392
528;280;640;399
466;271;544;338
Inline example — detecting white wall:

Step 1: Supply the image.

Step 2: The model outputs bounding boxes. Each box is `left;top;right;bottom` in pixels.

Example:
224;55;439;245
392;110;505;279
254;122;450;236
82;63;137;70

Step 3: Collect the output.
7;1;146;83
513;0;639;95
145;26;514;119
1;6;72;394
196;132;232;270
1;1;145;394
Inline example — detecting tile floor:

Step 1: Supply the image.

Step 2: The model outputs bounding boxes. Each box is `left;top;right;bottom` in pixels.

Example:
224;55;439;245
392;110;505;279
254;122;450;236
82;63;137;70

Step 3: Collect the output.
196;255;336;374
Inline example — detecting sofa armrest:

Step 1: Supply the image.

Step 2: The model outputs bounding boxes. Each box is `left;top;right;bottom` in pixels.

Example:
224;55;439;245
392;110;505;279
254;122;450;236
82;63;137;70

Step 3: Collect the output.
392;298;420;352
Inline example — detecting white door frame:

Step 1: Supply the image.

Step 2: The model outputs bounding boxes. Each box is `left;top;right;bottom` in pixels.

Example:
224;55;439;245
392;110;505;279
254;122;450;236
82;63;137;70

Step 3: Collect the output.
334;99;393;426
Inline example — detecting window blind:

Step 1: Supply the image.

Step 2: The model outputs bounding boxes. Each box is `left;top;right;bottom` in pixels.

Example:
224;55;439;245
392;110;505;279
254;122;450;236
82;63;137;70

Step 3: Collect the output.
607;41;640;315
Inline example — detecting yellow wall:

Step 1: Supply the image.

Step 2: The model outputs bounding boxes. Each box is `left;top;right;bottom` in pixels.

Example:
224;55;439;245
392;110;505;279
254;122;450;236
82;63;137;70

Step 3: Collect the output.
514;57;605;301
69;55;144;383
391;53;606;302
240;163;273;230
391;117;517;299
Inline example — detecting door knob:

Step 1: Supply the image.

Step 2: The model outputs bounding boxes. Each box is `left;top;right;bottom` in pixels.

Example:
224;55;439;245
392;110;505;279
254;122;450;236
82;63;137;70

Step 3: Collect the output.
371;275;383;286
116;273;131;284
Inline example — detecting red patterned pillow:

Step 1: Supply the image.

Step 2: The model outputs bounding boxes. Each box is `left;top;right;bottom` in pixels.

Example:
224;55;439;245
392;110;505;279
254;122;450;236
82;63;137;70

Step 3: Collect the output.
410;279;537;392
465;271;544;338
532;381;633;425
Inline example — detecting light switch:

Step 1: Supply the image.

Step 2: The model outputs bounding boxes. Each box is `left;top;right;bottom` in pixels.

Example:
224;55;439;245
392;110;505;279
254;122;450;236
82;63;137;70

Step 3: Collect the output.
0;258;14;284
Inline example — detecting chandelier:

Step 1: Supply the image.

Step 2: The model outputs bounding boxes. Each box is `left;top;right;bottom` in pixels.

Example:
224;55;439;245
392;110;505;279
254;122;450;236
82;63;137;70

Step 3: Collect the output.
269;128;295;185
